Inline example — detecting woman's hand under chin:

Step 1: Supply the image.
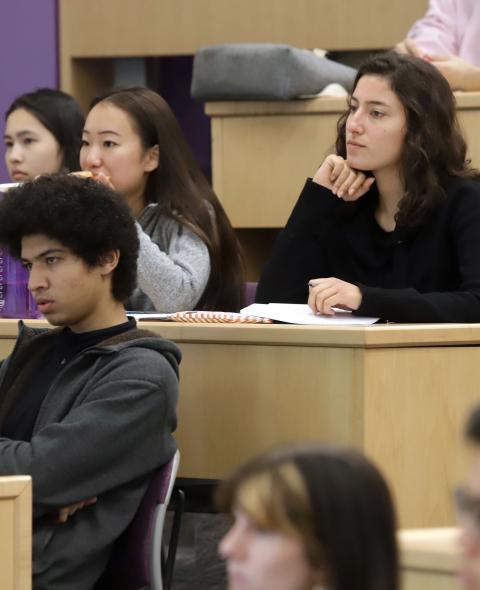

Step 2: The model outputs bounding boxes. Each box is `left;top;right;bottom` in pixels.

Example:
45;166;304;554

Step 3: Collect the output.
313;155;375;201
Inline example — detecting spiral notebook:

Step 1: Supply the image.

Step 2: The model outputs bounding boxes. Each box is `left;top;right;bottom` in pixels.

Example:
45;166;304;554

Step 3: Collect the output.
128;310;273;324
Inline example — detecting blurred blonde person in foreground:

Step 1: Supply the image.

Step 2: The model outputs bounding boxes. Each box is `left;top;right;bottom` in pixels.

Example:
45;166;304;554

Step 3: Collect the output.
217;444;399;590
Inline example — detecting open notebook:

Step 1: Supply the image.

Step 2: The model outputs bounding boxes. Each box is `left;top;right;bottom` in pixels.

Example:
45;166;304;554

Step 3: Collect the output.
241;303;378;325
128;304;378;325
128;310;273;323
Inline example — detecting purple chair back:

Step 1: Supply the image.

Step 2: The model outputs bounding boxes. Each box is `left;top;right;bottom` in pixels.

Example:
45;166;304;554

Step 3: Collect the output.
0;245;40;319
244;282;258;306
95;451;179;590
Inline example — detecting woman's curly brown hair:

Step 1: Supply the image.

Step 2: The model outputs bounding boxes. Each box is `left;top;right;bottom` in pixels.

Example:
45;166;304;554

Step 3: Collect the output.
336;52;480;228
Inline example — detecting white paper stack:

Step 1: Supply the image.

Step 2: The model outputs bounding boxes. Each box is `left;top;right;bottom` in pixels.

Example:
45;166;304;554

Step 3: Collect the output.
240;303;379;325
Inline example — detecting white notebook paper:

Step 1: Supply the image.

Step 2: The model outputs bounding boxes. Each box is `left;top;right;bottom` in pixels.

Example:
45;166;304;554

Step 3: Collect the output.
240;303;379;325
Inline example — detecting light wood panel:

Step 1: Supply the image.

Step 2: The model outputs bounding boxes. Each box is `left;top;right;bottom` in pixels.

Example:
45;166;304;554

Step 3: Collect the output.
66;59;114;112
399;528;461;590
60;0;427;57
210;110;338;227
363;347;479;525
0;476;32;590
175;343;364;478
59;0;428;104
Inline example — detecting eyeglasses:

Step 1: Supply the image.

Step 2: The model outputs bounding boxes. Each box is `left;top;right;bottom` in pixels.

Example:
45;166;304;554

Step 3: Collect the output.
454;487;480;528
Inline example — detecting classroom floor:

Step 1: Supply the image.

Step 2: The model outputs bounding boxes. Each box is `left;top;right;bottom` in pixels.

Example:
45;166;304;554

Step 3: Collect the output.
167;512;229;589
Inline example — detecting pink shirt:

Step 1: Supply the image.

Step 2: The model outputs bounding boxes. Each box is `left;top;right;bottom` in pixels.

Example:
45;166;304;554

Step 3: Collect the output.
408;0;480;66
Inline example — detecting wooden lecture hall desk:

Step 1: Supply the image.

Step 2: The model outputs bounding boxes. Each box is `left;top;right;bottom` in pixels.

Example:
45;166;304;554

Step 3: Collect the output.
1;319;480;529
399;528;461;590
0;476;32;590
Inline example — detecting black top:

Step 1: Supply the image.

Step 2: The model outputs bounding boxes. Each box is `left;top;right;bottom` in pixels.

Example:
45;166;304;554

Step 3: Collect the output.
256;177;480;322
1;318;136;441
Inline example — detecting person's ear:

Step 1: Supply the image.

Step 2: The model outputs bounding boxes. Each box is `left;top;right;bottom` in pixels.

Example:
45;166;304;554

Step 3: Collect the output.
99;249;120;275
144;144;159;172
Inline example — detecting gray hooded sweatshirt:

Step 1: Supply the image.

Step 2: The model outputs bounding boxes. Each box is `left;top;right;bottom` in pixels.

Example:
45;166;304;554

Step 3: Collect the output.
0;321;180;590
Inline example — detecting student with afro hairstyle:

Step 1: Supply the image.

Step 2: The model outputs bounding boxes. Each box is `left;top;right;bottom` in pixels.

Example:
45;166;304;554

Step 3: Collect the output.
0;174;179;590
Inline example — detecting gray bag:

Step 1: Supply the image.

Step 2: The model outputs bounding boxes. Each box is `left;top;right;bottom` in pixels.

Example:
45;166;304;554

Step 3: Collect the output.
191;43;357;101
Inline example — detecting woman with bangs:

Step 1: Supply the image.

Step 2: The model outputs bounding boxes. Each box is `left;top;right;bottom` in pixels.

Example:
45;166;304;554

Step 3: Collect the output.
256;52;480;322
217;444;398;590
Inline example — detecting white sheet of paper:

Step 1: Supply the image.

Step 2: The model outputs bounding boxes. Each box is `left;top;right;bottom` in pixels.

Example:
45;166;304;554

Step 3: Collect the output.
240;303;379;325
0;182;20;192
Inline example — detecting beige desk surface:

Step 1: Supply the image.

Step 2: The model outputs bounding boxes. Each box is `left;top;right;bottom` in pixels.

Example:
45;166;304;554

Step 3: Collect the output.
1;319;479;528
399;528;461;590
4;318;480;347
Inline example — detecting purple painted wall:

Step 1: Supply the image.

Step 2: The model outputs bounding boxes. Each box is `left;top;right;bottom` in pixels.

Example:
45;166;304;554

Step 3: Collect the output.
0;0;58;182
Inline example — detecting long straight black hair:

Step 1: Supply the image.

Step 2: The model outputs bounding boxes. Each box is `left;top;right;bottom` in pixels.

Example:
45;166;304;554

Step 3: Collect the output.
90;87;245;311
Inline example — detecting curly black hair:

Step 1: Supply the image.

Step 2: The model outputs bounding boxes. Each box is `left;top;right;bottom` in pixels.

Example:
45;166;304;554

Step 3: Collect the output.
0;174;139;302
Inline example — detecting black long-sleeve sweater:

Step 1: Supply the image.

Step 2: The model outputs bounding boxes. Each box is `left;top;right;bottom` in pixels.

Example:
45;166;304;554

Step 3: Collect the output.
256;177;480;323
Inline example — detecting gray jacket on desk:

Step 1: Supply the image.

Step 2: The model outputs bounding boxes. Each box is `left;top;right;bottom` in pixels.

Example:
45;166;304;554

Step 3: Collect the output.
127;203;210;312
0;322;180;590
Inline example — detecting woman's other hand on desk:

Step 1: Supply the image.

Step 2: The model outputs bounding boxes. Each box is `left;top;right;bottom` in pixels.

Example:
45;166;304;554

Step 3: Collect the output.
313;155;375;201
308;277;362;316
395;37;427;59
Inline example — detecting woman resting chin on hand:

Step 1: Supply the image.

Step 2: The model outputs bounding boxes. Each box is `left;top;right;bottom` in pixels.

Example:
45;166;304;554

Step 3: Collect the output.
312;154;375;201
257;53;480;323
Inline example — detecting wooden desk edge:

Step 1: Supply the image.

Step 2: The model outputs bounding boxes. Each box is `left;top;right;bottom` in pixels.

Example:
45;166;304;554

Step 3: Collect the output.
2;319;480;349
206;92;480;117
0;475;32;498
399;528;461;572
135;321;480;348
205;96;348;117
400;550;461;572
